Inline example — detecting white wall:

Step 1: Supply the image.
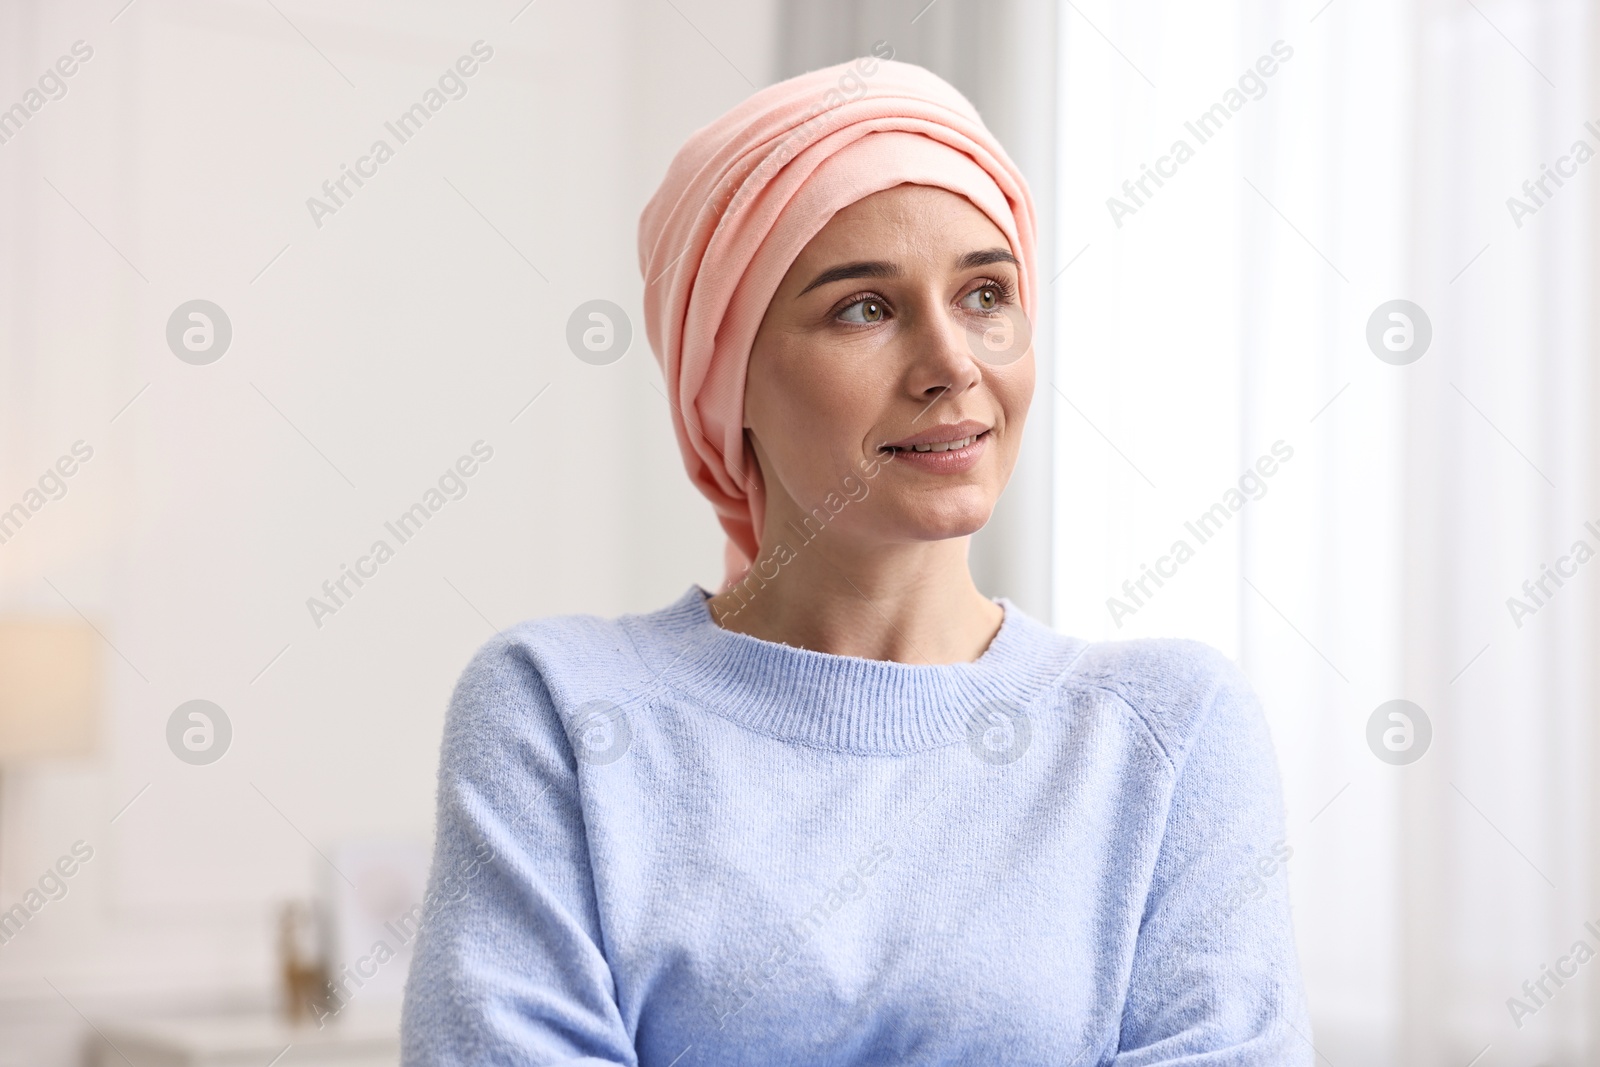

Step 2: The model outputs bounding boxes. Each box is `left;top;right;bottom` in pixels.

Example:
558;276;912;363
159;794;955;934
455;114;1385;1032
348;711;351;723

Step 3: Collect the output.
0;1;775;1062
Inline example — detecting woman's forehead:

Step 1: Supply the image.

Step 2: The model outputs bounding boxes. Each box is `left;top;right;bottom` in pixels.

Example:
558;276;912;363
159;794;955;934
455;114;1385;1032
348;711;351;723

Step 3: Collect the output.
794;187;1008;265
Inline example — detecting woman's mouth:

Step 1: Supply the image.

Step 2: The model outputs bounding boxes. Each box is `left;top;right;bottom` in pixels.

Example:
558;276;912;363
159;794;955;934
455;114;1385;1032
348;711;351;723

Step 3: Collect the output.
879;424;992;473
900;433;983;453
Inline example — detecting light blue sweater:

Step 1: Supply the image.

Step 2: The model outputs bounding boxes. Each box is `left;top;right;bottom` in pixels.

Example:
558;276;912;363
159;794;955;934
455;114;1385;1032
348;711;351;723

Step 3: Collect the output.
400;586;1312;1065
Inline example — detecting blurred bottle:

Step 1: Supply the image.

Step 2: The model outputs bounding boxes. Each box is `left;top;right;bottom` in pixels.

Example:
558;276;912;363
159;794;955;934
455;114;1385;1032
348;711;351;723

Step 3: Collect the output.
278;899;331;1025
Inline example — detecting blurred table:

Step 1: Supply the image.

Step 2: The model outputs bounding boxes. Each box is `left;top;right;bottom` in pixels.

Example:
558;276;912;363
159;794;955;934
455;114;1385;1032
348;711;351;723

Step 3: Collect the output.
90;1009;399;1067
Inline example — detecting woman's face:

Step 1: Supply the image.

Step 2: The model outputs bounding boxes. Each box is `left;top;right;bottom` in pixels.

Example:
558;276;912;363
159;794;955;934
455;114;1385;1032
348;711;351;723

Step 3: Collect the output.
743;183;1034;550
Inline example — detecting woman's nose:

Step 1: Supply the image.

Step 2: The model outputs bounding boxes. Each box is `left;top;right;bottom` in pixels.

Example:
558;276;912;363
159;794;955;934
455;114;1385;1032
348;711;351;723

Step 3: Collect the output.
904;303;984;403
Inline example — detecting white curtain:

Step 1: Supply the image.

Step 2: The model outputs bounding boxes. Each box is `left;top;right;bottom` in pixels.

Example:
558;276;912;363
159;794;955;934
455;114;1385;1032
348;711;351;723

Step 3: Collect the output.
1055;0;1599;1063
788;0;1600;1062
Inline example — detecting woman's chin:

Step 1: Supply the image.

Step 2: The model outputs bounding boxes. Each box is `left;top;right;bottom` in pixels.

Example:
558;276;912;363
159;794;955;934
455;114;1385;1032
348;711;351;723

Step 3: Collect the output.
879;496;997;544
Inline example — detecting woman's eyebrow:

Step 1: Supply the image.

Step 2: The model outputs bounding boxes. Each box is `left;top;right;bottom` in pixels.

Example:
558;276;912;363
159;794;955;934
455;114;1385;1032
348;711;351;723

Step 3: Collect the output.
956;247;1018;271
797;247;1018;297
798;260;899;296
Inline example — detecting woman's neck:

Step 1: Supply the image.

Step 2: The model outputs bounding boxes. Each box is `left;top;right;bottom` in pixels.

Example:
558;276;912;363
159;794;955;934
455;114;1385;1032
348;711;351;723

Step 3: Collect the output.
705;534;1003;664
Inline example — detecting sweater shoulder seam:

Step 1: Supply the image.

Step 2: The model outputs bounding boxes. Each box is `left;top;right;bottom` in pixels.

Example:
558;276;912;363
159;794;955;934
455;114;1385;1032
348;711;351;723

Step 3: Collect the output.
1065;679;1179;774
1042;640;1178;774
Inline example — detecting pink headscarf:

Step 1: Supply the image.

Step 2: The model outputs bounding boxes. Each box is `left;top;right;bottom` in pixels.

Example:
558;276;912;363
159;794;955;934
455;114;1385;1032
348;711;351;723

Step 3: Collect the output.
637;55;1038;590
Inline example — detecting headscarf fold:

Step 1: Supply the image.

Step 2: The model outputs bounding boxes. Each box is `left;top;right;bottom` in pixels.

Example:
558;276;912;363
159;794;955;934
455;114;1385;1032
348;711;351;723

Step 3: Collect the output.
637;56;1038;590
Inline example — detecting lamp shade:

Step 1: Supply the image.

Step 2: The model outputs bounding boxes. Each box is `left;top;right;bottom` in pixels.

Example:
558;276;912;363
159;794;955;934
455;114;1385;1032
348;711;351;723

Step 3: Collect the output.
0;619;98;760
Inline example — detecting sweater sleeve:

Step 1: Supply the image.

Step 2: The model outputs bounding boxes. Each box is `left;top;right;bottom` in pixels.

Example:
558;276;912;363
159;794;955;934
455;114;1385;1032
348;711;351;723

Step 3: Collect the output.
1110;648;1314;1066
400;636;637;1067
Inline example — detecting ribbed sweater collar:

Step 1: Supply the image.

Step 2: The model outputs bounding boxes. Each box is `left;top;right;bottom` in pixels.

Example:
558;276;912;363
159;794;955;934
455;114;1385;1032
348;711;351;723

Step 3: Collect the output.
621;586;1085;755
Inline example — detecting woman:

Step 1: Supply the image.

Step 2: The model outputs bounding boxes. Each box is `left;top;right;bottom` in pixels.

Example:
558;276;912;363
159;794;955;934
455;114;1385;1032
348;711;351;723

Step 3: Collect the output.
401;55;1311;1065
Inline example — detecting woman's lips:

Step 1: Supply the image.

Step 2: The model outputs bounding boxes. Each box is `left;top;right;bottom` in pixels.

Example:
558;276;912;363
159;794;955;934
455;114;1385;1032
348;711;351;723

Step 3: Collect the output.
880;429;991;474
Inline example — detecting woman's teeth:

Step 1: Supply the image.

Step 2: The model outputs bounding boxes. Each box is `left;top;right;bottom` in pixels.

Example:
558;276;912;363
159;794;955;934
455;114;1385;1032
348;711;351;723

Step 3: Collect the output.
909;434;979;453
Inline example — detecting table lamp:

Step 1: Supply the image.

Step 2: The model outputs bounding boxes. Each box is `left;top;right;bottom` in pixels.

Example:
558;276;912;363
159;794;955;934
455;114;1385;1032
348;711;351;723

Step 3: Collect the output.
0;619;99;886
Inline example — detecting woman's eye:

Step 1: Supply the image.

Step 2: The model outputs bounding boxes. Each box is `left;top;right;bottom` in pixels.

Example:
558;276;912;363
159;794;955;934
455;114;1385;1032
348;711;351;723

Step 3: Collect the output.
838;297;887;324
961;284;1004;313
